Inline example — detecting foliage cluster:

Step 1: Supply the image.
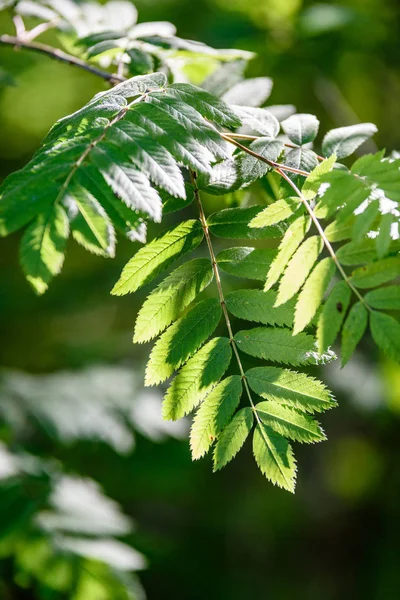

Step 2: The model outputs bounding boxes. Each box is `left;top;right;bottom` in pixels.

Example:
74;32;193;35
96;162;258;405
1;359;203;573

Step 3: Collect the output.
0;0;399;498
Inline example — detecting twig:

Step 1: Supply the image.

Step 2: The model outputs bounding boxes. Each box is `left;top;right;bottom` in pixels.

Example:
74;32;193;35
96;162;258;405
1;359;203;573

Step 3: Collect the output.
221;133;311;177
0;34;126;84
226;132;325;161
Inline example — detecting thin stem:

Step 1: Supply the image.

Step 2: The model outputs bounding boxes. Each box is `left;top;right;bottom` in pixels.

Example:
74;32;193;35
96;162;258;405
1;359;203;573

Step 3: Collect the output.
23;18;61;41
276;167;371;310
226;132;325;161
189;169;258;412
0;34;126;84
221;133;311;177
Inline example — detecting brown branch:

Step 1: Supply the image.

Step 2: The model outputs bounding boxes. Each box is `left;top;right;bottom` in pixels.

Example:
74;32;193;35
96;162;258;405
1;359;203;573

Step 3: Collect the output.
0;33;126;84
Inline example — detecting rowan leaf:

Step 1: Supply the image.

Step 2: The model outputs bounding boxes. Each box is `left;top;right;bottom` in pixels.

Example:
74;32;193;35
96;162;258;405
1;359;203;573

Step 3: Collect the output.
246;366;336;414
208;206;283;239
111;220;203;295
349;257;400;289
255;401;326;443
365;286;400;310
235;327;328;366
145;298;222;385
249;198;300;228
369;311;400;362
264;216;310;291
322;123;378;159
19;204;69;295
213;407;254;471
341;301;368;366
281;113;319;145
216;247;277;280
133;258;214;343
225;290;295;327
252;423;296;492
190;376;242;459
162;337;232;421
276;236;323;306
293;257;336;334
317;281;352;353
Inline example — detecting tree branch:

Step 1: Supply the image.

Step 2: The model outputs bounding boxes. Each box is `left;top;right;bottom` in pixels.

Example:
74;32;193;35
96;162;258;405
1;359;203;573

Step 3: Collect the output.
221;133;311;177
0;34;126;84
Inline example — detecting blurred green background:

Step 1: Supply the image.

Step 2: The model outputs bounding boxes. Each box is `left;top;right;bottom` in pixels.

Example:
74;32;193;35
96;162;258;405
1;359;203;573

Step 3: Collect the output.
1;0;400;598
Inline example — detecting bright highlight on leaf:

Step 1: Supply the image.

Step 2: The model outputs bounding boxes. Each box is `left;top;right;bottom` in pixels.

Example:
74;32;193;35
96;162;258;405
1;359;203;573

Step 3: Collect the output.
252;422;297;493
190;376;242;460
213;407;254;471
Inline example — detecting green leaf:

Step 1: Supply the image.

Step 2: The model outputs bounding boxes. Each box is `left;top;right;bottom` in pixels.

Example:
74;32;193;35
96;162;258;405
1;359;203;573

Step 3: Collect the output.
276;236;323;306
0;169;57;236
314;171;369;221
111;220;203;295
252;423;296;492
370;311;400;362
19;205;69;295
235;327;325;366
145;298;222;385
97;121;186;199
225;289;295;327
91;143;163;221
207;206;283;239
322;123;378;159
246;366;336;413
213;407;254;471
350;257;400;289
127;47;155;76
341;301;368;366
336;238;378;266
352;200;380;241
86;40;122;58
317;281;352;353
216;247;277;281
352;152;400;203
162;337;232;420
198;159;242;195
365;286;400;310
222;77;273;107
168;83;241;128
324;217;354;243
249;198;300;228
231;106;279;137
133;259;214;343
284;148;319;181
301;154;336;200
281;113;319;145
148;92;229;161
293;257;336;334
264;216;310;291
190;376;242;459
255;401;326;443
235;139;284;188
376;213;393;258
69;178;116;257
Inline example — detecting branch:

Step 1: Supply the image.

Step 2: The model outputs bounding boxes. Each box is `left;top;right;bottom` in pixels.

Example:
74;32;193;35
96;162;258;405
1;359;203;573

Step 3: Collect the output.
226;132;325;161
221;133;311;177
0;34;126;84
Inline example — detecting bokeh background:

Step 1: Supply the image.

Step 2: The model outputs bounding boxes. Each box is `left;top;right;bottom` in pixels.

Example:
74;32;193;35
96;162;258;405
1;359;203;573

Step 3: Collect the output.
1;0;400;598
